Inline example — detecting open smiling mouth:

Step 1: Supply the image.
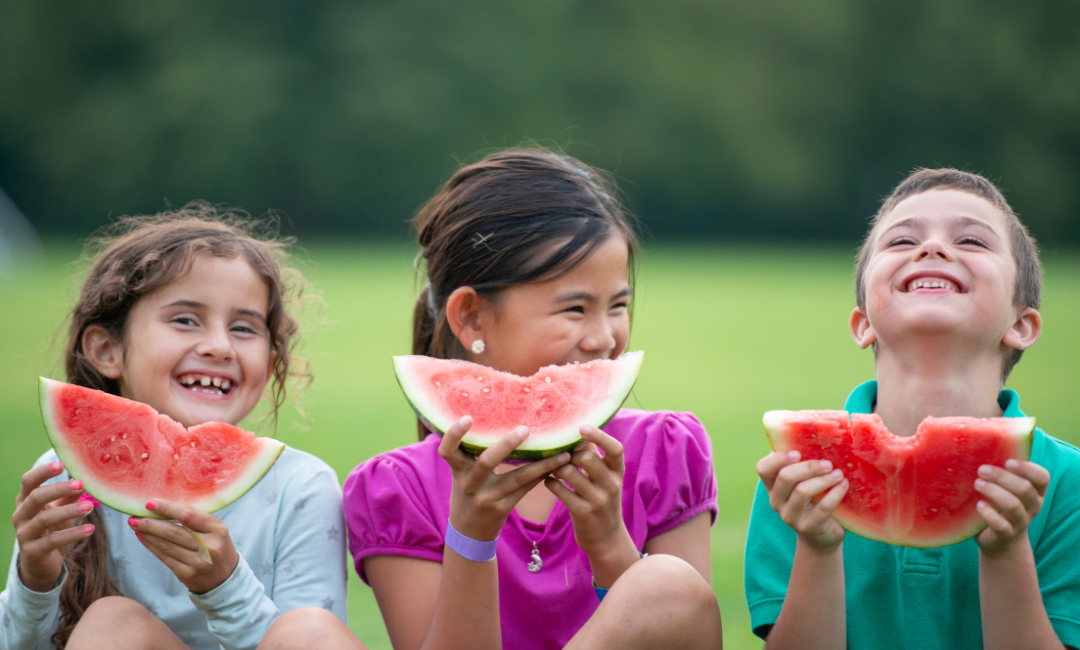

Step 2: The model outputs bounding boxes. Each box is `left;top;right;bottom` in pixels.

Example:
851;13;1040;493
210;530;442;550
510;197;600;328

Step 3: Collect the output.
176;374;235;396
905;278;962;293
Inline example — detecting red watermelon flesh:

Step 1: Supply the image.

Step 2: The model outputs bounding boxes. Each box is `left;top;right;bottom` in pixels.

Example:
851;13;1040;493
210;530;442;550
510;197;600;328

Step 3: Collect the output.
763;410;1034;548
393;351;643;460
40;378;284;518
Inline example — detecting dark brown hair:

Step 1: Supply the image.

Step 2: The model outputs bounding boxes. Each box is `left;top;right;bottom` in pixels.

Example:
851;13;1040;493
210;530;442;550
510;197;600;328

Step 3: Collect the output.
412;148;639;439
53;202;309;647
854;168;1041;383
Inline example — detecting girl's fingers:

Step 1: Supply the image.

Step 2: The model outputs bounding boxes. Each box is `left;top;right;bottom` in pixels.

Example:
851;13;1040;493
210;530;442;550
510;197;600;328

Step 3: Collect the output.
503;474;552;506
572;448;620;494
474;427;529;473
137;533;195;579
550;463;603;502
437;417;474;471
21;500;94;541
778;470;844;523
14;480;85;526
17;462;66;505
1004;460;1051;496
134;523;204;566
580;426;624;474
501;453;570;493
21;522;95;558
144;500;217;535
130;517;202;552
768;460;834;510
544;475;585;508
756;451;801;491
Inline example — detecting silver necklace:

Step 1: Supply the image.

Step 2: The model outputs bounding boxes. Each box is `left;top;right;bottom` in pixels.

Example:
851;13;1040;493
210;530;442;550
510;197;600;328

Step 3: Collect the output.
510;501;561;574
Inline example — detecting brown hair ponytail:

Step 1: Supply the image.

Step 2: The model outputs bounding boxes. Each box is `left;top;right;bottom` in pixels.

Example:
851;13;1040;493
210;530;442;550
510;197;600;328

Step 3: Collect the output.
410;148;639;440
51;202;309;647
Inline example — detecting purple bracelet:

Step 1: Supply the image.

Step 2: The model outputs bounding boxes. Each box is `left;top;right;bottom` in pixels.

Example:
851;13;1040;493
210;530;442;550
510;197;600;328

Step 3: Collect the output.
445;521;499;562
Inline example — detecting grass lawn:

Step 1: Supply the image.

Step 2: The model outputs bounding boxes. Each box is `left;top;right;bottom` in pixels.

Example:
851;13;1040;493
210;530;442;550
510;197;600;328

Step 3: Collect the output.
2;243;1078;649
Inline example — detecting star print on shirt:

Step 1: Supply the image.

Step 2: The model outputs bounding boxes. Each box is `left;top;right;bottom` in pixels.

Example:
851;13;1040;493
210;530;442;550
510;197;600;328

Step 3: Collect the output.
285;561;300;577
327;525;340;541
294;496;309;510
261;560;274;576
321;596;335;610
264;489;280;506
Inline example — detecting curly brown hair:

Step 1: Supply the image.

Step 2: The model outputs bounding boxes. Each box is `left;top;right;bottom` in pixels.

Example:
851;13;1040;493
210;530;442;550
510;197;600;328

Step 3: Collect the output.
52;202;310;648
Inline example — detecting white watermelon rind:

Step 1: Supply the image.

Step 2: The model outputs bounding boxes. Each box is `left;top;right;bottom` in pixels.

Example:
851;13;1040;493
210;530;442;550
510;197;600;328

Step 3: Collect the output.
39;377;285;519
394;351;644;460
762;409;1035;549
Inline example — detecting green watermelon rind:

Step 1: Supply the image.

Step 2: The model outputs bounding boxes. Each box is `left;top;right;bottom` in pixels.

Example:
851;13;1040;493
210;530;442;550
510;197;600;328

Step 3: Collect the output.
39;377;285;519
762;410;1036;549
394;351;644;460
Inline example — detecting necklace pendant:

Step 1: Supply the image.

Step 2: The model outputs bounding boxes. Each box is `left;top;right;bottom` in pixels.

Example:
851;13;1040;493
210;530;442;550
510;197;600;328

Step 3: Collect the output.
527;541;543;573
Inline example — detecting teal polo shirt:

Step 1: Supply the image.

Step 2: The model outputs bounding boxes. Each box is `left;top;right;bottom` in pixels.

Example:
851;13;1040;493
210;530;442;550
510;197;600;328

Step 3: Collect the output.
744;381;1080;649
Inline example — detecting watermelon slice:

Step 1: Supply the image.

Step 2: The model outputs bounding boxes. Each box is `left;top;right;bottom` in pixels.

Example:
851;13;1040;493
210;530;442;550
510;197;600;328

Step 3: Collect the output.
39;378;285;518
763;410;1035;548
393;351;644;460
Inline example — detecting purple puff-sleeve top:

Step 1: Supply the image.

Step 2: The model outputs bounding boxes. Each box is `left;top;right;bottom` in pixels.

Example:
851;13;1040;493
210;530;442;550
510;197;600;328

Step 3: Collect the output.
342;409;718;649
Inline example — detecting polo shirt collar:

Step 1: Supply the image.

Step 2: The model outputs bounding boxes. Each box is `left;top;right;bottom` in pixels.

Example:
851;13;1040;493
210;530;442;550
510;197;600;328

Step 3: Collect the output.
843;380;1027;418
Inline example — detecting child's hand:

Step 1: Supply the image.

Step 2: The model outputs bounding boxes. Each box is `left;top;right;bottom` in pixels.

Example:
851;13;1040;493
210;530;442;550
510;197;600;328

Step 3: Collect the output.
439;416;571;542
757;451;849;551
974;459;1050;554
545;425;634;561
129;500;239;594
12;462;96;592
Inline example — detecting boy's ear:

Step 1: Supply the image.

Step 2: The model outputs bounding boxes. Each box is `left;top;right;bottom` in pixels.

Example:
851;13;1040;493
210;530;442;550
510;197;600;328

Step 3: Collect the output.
849;307;877;349
82;325;124;379
1002;307;1042;351
445;287;490;353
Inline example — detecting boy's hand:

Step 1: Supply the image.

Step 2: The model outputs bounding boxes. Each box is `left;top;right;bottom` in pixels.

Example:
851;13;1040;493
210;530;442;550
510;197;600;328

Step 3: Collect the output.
974;459;1050;554
757;451;849;551
128;499;239;594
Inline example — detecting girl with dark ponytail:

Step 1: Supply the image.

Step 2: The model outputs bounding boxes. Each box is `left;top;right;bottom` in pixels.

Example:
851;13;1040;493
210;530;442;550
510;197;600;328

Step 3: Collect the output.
2;204;366;650
344;149;723;649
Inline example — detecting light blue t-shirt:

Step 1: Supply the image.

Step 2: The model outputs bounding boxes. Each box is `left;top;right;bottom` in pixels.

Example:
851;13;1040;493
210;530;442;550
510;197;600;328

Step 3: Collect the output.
1;446;347;650
744;381;1080;649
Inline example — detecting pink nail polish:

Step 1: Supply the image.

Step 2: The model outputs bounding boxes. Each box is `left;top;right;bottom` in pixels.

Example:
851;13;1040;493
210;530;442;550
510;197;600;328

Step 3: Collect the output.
128;517;140;528
145;500;157;511
50;462;62;473
78;500;94;513
135;532;144;542
69;480;83;491
82;524;95;534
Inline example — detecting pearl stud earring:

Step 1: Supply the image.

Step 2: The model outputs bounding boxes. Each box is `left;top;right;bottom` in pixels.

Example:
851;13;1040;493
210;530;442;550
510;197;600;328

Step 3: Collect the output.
471;339;485;354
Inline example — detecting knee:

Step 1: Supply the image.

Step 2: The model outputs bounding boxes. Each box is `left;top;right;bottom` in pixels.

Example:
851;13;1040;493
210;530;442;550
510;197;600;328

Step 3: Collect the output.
621;554;716;612
80;596;153;626
261;607;353;649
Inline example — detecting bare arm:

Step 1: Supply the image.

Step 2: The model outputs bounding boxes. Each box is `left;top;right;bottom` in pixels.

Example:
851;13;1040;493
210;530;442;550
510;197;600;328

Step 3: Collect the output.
976;460;1069;650
643;511;712;585
755;451;849;650
364;418;570;650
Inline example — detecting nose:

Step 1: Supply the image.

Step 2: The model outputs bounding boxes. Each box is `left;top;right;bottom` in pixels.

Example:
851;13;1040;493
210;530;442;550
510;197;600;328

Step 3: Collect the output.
913;237;954;263
195;322;235;361
579;314;618;355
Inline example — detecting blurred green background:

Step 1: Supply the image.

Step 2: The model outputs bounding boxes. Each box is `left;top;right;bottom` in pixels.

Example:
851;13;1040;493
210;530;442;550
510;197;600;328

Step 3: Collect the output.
2;0;1080;241
2;1;1080;648
2;246;1079;649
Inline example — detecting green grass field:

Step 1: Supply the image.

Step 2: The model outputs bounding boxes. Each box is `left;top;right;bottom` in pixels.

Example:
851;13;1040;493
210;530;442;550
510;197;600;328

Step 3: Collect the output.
2;244;1078;649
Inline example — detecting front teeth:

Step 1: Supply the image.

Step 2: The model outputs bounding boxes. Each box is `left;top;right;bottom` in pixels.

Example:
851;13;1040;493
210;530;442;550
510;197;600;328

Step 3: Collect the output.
177;374;233;394
909;279;956;291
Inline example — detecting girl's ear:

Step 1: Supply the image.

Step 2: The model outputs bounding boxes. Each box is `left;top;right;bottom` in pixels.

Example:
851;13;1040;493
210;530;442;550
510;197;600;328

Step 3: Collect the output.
82;325;124;379
445;286;490;353
849;307;876;349
1002;307;1042;351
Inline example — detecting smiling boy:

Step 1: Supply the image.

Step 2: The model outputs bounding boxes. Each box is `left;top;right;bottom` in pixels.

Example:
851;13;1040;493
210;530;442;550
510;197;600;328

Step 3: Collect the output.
745;169;1080;650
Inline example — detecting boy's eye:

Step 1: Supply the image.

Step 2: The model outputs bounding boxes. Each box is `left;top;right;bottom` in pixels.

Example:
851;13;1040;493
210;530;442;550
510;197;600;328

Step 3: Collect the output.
886;237;917;248
957;236;988;248
564;306;586;314
610;302;629;311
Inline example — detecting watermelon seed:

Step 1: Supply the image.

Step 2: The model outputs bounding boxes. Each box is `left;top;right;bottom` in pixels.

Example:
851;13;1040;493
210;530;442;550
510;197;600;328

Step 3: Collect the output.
435;381;441;387
462;392;468;397
191;442;196;447
122;434;127;439
483;388;489;393
931;508;938;512
103;454;110;461
847;463;853;468
947;468;953;472
174;455;179;460
524;388;530;392
545;377;551;383
111;436;116;442
141;453;148;460
541;398;547;403
477;376;483;381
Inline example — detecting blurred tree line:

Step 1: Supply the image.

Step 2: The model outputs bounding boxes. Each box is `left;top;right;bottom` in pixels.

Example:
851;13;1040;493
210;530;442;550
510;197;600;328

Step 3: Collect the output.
1;0;1077;242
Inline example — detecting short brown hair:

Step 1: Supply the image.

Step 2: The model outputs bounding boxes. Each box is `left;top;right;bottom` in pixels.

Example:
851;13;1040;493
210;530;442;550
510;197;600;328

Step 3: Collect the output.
854;168;1041;383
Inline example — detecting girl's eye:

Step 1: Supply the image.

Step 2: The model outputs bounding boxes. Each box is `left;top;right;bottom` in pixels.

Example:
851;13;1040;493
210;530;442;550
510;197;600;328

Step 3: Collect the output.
172;317;197;327
231;323;262;335
958;236;988;248
886;237;917;248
